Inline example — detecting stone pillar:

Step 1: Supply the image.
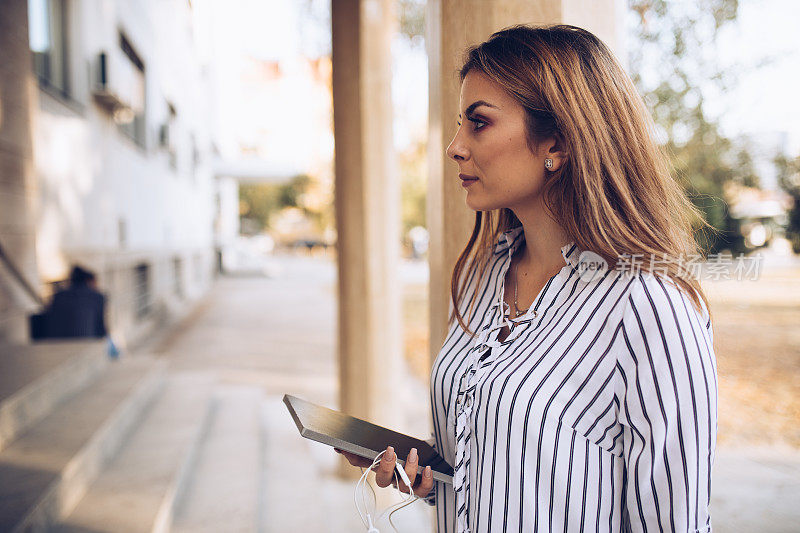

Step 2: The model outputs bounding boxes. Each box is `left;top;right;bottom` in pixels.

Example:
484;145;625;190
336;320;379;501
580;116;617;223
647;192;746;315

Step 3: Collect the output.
427;0;625;364
0;0;41;345
332;0;402;434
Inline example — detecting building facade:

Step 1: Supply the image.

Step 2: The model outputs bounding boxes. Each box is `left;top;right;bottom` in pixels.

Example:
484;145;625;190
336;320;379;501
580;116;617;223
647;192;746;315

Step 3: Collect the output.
1;0;217;348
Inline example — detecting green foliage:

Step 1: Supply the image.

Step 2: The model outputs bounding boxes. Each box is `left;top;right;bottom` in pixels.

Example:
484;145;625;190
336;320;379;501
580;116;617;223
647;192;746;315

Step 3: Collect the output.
238;174;313;234
629;0;758;255
397;0;426;43
399;139;427;235
296;0;425;53
775;154;800;253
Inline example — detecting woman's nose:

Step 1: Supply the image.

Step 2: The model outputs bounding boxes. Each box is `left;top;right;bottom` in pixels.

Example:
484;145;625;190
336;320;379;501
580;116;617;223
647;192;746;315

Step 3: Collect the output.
446;134;468;162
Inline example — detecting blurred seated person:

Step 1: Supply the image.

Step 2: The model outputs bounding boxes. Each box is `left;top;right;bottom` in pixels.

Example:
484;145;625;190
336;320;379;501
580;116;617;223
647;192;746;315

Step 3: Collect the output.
47;265;108;339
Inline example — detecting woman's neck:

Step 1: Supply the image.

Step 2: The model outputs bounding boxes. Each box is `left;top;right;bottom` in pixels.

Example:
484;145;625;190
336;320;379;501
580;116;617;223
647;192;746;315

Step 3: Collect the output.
511;202;571;279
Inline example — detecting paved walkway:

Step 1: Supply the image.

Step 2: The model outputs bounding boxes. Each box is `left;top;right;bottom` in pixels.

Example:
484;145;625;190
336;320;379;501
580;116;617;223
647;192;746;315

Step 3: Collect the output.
146;253;799;532
148;253;433;532
711;445;800;532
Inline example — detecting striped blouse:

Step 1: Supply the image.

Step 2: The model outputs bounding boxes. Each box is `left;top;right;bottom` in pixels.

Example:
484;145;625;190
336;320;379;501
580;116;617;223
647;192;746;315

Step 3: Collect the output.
426;225;717;533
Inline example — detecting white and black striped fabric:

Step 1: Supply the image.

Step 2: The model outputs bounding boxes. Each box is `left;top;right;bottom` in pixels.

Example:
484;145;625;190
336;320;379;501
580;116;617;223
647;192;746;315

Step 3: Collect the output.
426;225;717;533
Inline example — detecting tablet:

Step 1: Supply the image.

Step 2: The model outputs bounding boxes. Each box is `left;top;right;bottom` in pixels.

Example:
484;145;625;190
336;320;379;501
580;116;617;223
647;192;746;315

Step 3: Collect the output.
283;394;453;484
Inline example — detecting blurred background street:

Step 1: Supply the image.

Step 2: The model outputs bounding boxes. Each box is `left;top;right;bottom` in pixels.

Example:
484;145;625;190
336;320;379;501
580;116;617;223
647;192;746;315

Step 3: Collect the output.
1;0;799;531
138;247;800;531
141;253;435;532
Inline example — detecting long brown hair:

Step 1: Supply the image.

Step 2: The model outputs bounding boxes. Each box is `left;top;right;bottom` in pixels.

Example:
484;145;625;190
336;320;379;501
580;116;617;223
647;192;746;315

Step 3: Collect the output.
449;24;717;336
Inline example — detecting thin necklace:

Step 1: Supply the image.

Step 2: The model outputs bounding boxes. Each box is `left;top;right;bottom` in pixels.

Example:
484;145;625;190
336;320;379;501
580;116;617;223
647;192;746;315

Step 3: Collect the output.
513;261;526;317
511;256;538;319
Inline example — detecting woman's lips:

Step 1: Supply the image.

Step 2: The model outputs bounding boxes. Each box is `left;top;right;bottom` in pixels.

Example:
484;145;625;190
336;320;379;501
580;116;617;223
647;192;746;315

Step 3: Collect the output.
459;173;478;187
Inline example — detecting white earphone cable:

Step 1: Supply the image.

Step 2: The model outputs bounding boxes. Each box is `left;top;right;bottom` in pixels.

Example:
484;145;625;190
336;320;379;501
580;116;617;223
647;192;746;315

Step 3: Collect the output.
353;449;422;533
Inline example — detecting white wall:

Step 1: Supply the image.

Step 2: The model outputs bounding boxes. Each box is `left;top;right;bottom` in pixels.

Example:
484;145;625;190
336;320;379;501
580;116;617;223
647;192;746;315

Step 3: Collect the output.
31;0;217;348
214;176;239;249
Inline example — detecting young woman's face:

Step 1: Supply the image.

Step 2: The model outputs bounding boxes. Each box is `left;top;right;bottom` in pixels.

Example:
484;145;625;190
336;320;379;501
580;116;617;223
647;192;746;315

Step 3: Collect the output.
446;70;551;212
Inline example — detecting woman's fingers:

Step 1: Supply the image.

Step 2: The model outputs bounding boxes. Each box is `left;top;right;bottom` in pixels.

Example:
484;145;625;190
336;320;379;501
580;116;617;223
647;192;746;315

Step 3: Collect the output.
413;465;434;497
400;448;419;492
335;448;373;469
395;466;434;498
337;445;434;498
374;446;396;487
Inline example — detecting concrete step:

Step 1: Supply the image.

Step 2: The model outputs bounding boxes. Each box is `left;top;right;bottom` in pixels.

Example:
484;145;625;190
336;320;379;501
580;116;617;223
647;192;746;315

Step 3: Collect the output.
55;372;215;533
258;396;365;532
171;385;263;533
0;340;108;452
0;355;166;533
258;396;435;532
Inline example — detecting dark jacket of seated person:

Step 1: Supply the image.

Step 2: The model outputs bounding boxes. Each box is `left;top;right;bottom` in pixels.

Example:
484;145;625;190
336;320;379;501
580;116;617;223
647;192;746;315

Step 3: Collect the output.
47;266;108;338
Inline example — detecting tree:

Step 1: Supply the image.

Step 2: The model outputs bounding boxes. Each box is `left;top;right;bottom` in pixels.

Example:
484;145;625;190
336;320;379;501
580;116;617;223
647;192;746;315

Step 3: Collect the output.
628;0;760;255
238;174;314;234
399;139;427;236
296;0;425;52
397;0;425;42
775;153;800;253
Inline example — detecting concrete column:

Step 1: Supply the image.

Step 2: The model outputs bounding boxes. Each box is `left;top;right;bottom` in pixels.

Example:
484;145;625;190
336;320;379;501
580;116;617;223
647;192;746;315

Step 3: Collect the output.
427;0;625;363
0;0;41;344
332;0;402;433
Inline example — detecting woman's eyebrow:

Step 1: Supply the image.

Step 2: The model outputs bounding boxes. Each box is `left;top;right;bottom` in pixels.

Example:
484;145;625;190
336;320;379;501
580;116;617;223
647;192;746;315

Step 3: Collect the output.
458;100;499;119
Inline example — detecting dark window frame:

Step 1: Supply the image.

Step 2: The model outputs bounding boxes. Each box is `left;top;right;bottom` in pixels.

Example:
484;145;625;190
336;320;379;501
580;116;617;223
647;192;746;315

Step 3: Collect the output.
173;257;184;299
117;30;147;149
134;263;151;319
29;0;71;99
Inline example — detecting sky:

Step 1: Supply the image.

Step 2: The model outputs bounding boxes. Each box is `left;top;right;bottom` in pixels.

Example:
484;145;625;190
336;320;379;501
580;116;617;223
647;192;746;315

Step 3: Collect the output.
212;0;800;174
714;0;800;154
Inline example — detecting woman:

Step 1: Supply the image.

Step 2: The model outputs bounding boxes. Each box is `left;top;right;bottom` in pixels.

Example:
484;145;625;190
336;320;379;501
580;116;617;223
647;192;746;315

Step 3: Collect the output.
340;24;717;533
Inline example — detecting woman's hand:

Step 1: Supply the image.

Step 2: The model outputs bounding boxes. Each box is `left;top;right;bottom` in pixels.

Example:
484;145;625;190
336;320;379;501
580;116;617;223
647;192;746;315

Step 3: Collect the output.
335;445;435;498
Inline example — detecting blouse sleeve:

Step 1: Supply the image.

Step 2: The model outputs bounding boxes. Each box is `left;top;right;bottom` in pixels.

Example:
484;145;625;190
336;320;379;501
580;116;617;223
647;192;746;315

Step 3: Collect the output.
614;274;717;533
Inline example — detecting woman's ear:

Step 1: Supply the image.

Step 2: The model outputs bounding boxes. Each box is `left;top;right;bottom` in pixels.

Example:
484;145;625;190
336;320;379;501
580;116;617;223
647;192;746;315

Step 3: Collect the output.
544;133;568;171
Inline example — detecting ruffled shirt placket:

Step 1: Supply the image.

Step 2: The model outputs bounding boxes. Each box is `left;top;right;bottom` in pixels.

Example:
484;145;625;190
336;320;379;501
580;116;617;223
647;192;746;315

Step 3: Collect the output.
452;312;500;533
449;228;588;533
452;230;535;533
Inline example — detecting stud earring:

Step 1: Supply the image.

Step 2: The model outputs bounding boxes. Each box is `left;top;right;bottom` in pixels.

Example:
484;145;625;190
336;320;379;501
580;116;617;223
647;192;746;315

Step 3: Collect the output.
544;158;554;169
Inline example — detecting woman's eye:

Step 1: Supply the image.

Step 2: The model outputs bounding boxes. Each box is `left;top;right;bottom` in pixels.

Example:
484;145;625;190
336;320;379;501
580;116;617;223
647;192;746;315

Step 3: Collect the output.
469;118;486;130
456;118;486;131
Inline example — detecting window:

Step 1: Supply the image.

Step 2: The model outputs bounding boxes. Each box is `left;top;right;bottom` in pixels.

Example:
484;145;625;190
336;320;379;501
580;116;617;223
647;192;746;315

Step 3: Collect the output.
117;32;146;148
163;102;177;169
193;254;204;285
134;263;151;319
118;218;127;248
28;0;69;97
173;257;183;298
191;133;199;181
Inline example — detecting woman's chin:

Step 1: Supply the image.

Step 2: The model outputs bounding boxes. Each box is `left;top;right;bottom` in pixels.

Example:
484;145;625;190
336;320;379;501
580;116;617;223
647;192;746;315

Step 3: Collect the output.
464;197;482;211
465;194;499;212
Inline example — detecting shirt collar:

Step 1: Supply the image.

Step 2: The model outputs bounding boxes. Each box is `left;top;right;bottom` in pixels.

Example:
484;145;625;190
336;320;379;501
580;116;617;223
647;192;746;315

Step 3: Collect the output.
493;226;525;255
493;226;582;271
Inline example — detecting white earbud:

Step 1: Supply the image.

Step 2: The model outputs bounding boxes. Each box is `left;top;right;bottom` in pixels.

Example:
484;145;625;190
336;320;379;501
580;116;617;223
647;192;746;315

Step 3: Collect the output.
354;449;421;533
366;514;379;533
395;461;414;494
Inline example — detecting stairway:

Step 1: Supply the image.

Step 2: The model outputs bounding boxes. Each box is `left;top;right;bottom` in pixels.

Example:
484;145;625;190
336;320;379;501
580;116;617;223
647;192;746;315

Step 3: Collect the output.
0;341;166;532
0;343;267;533
171;385;262;533
0;341;433;532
